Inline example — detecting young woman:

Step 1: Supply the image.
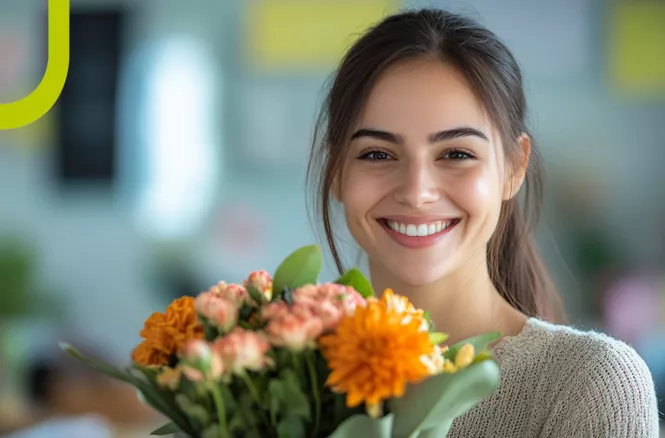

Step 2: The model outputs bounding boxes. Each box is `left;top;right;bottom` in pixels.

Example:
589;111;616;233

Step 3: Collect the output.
307;8;660;437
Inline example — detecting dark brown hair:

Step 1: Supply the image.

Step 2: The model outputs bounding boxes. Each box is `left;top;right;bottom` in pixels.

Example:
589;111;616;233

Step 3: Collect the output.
307;9;565;323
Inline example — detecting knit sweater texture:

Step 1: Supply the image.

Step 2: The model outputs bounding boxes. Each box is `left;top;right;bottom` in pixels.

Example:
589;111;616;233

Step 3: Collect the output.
447;318;661;437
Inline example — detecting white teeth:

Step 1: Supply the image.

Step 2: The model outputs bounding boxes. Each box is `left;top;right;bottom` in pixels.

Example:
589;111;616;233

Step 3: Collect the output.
386;220;455;237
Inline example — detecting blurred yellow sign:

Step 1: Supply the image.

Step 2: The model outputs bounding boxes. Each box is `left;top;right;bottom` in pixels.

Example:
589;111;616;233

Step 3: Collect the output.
245;0;400;71
609;1;665;97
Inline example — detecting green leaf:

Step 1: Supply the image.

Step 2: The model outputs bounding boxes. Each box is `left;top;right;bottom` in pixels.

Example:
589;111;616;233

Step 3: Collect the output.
277;414;306;438
201;424;220;438
281;375;310;420
442;332;502;361
428;332;449;345
150;422;179;435
327;413;394;438
59;342;136;384
389;360;500;437
272;245;323;296
269;371;311;421
334;268;374;298
203;323;218;341
131;366;195;435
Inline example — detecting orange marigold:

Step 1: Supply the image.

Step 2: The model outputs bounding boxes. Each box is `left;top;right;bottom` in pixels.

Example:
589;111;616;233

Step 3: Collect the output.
131;296;204;367
319;295;434;416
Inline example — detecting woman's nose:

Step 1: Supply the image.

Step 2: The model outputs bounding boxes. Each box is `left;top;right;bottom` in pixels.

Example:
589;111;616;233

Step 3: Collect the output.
392;161;440;208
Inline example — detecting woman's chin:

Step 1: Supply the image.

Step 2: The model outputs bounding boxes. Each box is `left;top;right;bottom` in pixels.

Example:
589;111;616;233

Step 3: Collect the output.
387;266;450;290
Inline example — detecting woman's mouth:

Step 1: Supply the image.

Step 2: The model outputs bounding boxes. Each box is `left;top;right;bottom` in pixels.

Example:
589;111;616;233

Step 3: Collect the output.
378;218;460;249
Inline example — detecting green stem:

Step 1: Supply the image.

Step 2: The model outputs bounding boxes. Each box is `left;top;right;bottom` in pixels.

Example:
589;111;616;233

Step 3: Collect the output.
306;351;321;436
209;383;229;438
241;372;262;405
241;372;270;426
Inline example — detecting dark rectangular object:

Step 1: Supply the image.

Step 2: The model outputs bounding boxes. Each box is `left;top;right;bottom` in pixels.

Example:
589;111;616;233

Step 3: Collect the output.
54;9;124;186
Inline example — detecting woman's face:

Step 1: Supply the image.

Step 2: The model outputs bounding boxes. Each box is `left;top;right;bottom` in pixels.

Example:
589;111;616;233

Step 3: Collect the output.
338;60;527;287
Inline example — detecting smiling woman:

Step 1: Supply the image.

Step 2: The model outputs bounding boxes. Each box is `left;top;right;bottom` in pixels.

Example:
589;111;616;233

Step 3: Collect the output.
307;8;660;437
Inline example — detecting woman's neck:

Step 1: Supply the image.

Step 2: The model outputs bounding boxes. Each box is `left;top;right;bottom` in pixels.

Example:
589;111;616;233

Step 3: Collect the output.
368;255;527;346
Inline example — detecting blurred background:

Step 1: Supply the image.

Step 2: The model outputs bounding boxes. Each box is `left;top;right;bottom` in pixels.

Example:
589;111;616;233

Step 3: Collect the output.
0;0;664;436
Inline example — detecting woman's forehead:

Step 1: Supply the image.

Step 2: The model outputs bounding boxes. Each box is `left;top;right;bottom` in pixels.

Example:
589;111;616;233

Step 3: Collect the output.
358;60;493;140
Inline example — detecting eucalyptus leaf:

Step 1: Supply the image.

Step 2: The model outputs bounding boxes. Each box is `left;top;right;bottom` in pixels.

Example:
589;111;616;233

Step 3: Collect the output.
389;360;500;437
327;413;394;438
335;268;374;298
59;342;136;384
150;422;179;436
272;245;323;296
442;332;502;361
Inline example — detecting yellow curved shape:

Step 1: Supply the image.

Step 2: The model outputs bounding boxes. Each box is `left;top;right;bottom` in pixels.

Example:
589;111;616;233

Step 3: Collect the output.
0;0;69;130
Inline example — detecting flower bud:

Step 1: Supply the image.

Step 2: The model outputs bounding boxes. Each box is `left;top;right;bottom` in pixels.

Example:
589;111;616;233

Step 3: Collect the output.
244;270;273;301
156;366;182;391
454;343;475;369
179;340;224;382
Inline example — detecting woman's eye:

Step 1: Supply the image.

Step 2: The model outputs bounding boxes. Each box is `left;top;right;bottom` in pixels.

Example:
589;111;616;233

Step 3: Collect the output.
358;150;391;161
442;149;474;161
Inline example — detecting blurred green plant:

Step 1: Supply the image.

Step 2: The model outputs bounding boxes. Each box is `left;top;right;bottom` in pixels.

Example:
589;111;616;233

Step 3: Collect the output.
0;237;64;319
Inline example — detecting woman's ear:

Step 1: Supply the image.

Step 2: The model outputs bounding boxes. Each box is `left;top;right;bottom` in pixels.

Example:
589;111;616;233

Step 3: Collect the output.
503;133;531;200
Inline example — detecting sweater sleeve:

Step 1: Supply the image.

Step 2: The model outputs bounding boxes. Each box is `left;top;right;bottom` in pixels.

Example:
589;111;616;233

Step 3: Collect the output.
546;337;660;438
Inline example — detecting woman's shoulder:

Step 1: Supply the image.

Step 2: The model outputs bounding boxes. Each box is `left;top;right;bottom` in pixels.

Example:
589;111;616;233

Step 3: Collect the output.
499;317;654;381
516;317;648;366
499;318;660;437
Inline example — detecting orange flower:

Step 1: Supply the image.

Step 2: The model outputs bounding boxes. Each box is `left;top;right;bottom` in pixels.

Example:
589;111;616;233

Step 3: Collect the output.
131;296;204;367
319;295;433;416
381;288;429;332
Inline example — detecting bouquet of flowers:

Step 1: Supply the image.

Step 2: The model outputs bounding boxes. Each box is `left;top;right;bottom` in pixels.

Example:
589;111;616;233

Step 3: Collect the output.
61;245;501;438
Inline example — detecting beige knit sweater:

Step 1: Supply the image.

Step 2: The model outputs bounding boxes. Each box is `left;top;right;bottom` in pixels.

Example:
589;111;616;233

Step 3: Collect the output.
447;318;661;437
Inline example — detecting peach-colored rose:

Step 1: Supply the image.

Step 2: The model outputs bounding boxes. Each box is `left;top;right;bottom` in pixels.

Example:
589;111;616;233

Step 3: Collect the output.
209;281;254;307
338;288;367;315
244;270;273;301
265;303;324;351
292;283;367;331
292;296;342;331
195;292;238;332
261;301;290;320
179;339;224;382
213;327;273;374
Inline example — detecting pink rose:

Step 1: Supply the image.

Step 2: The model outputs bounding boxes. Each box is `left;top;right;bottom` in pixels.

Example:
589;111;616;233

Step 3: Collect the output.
244;270;273;301
179;340;225;382
209;281;254;307
195;292;238;332
213;327;273;374
265;303;324;351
